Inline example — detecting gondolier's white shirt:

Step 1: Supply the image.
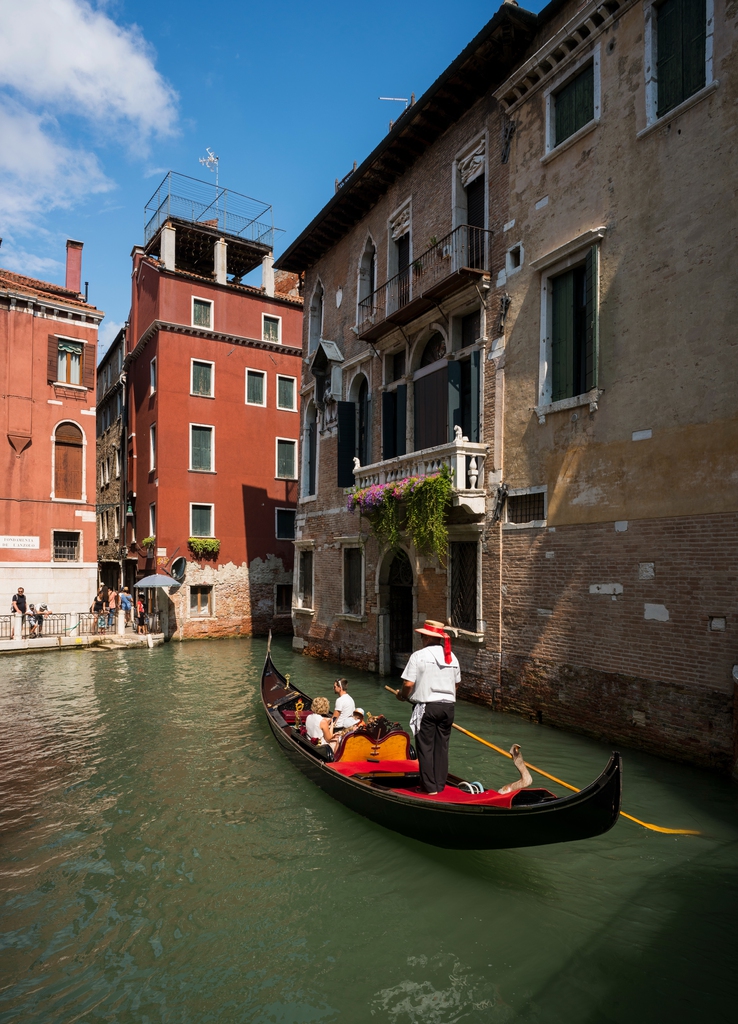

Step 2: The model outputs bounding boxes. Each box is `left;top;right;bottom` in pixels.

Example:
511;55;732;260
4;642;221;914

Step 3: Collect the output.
402;646;460;704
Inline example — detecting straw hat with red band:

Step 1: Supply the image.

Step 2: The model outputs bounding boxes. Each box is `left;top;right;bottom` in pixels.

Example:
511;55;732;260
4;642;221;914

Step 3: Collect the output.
415;618;453;664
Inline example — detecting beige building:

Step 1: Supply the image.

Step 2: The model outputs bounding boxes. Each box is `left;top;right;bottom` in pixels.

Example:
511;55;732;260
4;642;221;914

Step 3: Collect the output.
277;0;738;772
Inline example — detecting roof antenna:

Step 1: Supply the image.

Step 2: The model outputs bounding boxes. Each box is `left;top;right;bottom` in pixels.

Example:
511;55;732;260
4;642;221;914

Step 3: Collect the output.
379;94;414;132
199;147;219;187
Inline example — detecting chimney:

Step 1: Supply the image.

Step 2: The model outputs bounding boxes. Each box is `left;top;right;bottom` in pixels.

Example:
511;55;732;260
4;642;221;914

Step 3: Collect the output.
261;254;275;297
66;240;83;294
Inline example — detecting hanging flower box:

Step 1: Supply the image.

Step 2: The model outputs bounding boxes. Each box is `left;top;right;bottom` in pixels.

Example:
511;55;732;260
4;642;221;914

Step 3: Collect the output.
188;537;221;559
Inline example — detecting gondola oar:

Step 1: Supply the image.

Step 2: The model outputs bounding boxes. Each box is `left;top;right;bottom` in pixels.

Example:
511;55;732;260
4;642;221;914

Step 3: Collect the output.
384;686;700;836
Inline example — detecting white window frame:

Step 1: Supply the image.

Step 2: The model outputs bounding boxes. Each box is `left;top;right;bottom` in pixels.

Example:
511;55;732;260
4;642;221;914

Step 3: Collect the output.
503;486;548;530
262;312;282;344
451;132;488;234
150;356;157;395
189;502;214;538
531;228;606;420
149;423;156;472
52;529;81;562
190;358;215;398
308;279;324;355
54;334;87;387
642;0;715;132
275;437;298;480
275;507;296;540
114;449;120;478
386;198;412;284
189;584;214;619
114;506;120;540
505;242;525;277
447;533;484;635
543;45;601;160
294;541;315;611
189;422;215;473
148;502;156;538
245;367;267;407
340;542;365;619
191;295;213;330
300;398;319;503
276;374;297;412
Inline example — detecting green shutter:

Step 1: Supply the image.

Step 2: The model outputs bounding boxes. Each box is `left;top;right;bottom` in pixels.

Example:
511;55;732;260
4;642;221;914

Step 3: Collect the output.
336;402;356;487
192;362;211;395
395;384;407;457
247;371;264;404
192;505;211;536
469;349;480;443
584;246;599;392
448;359;462;442
555;63;594;147
682;0;706;101
552;270;575;402
657;0;682;116
278;376;294;409
277;440;295;479
191;426;212;470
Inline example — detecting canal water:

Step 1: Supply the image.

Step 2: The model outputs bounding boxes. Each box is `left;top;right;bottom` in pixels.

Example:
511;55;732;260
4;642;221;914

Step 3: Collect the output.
1;638;736;1024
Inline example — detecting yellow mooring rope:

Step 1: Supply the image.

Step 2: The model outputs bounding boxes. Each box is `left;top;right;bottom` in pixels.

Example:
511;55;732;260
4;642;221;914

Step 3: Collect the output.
384;688;701;836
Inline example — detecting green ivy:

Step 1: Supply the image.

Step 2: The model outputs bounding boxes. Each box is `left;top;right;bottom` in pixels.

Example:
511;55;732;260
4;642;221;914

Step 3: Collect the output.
188;537;221;558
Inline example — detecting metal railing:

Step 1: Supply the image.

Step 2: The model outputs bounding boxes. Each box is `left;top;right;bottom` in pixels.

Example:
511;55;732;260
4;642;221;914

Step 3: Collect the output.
144;171;275;248
358;224;491;334
0;610;163;641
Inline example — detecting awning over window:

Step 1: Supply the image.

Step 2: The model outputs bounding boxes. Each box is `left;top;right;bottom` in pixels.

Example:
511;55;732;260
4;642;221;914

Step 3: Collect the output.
57;339;83;354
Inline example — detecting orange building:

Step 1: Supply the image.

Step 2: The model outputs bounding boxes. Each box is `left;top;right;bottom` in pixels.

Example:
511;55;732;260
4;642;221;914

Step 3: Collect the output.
0;242;103;613
124;173;303;637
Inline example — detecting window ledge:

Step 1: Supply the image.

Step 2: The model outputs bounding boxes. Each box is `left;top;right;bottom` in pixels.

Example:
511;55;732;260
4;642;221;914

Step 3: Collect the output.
188;469;216;474
190;393;215;400
638;81;719;141
53;381;87;391
293;607;315;616
335;613;367;623
444;627;485;644
534;387;603;424
541;119;599;165
298;495;317;504
503;520;547;531
277;406;298;413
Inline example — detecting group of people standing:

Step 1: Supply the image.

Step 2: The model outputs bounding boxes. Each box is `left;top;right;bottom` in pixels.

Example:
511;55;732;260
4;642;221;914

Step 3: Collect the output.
90;586;140;633
11;588;51;638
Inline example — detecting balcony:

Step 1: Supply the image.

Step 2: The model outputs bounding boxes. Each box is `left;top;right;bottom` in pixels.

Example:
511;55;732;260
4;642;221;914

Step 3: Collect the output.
357;224;492;342
352;435;488;516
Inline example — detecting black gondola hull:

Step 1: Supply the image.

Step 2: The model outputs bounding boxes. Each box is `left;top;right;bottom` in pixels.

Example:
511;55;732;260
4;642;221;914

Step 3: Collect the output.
262;654;622;850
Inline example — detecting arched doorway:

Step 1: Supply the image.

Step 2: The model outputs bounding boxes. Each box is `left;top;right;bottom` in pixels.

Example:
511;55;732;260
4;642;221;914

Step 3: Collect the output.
388;550;413;672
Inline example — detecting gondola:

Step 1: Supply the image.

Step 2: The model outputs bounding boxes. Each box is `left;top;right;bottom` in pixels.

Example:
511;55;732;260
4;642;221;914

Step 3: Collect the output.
261;651;622;850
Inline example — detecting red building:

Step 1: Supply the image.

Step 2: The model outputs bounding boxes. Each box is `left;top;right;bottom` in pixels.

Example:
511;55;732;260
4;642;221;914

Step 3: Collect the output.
124;173;303;637
0;241;103;613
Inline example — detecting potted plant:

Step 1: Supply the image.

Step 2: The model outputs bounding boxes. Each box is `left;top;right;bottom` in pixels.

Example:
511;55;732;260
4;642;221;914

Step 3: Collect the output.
187;537;221;559
141;536;156;553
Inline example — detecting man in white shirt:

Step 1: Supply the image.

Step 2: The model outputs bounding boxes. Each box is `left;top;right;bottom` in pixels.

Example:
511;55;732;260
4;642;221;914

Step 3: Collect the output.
332;678;356;730
398;619;461;794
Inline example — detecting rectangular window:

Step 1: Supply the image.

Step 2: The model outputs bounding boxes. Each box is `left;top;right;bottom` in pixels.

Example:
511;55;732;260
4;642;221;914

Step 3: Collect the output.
246;369;266;406
262;314;281;344
277;375;296;411
192;298;212;328
150;357;157;394
343;548;363;616
149;503;156;538
507;491;546;524
386;349;405;383
57;339;83;385
555;63;595;146
551;250;597;402
275;584;292;614
149;423;156;472
114;507;120;539
190;503;213;537
276;508;296;540
382;386;407;460
657;0;706;117
190;585;212;617
190;424;214;471
53;531;80;561
114;449;120;478
191;360;214;397
103;512;109;542
450;541;478;632
298;550;313;608
276;439;297;479
461;310;480;349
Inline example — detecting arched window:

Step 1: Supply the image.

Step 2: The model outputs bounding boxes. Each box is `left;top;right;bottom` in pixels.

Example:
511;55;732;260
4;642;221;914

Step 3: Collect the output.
308;281;323;355
303;401;317;497
54;422;83;500
357;238;377;320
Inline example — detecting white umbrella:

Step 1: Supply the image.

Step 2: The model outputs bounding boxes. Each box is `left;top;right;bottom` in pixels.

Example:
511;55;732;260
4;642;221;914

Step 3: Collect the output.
134;574;181;589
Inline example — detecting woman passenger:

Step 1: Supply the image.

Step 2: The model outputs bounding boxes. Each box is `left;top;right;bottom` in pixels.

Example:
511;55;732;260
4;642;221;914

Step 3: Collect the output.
305;697;335;748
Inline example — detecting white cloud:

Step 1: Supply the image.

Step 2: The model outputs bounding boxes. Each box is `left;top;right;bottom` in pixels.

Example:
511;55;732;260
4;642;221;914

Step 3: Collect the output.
0;0;177;138
98;319;126;361
0;0;177;230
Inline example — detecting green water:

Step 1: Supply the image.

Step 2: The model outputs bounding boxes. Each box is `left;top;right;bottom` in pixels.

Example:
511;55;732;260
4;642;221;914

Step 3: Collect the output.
1;637;736;1023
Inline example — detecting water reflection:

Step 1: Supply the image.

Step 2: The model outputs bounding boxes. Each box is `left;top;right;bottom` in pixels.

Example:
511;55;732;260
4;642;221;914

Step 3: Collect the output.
0;637;736;1023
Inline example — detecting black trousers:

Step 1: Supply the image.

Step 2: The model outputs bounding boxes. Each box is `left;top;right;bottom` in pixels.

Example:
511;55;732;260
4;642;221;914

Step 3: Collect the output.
415;701;454;793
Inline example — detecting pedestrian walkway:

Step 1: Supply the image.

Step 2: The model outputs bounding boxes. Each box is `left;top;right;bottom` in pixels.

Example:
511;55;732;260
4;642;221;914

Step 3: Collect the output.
0;612;164;655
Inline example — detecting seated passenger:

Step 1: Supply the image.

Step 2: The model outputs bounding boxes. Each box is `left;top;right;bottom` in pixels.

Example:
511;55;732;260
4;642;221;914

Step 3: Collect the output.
305;697;334;748
331;678;356;731
349;707;365;730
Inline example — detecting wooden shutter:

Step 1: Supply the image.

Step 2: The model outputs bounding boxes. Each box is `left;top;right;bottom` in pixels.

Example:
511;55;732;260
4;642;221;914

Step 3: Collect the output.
657;0;681;116
47;335;58;383
54;424;83;500
682;0;706;100
469;349;480;443
414;367;448;451
82;343;95;391
584;246;599;392
395;384;407;457
337;401;356;487
555;64;594;146
382;391;397;460
552;271;574;402
465;175;485;229
448;359;462;441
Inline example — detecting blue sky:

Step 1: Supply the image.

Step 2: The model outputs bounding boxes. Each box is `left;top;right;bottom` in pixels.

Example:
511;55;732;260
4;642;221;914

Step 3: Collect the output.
0;0;546;356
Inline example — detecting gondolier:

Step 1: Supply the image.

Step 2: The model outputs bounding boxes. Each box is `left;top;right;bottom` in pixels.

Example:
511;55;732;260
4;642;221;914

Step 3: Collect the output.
397;619;461;795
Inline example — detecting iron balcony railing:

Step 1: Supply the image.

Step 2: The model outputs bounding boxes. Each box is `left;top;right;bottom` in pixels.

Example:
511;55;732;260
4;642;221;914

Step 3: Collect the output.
358;223;491;334
0;611;163;640
144;171;275;248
